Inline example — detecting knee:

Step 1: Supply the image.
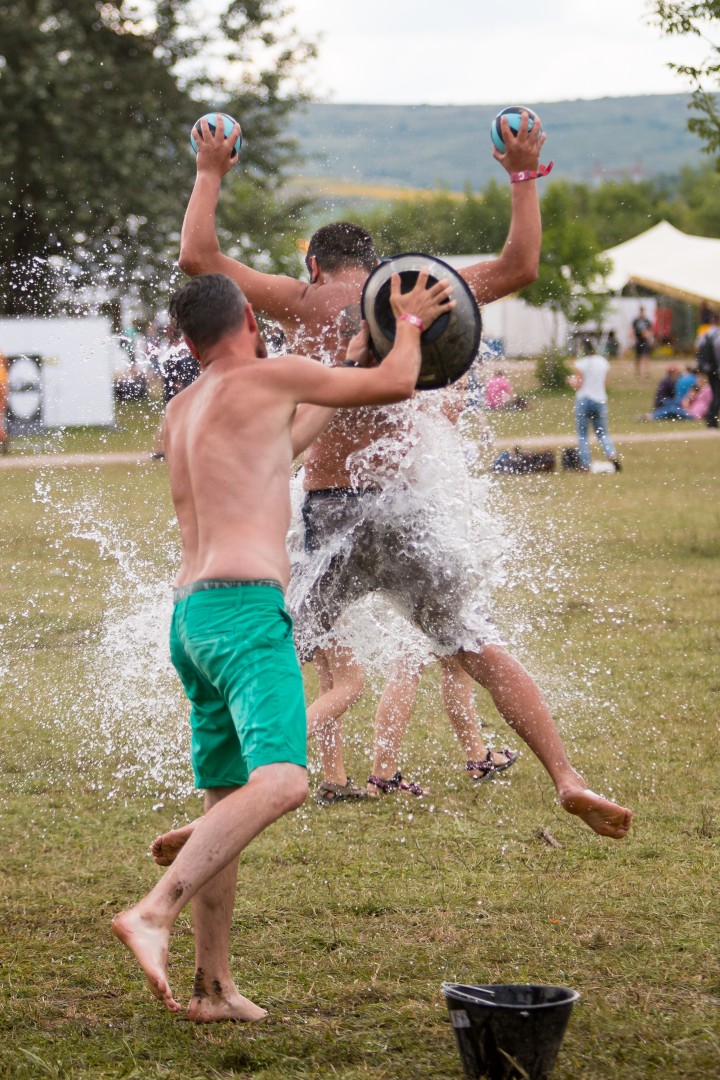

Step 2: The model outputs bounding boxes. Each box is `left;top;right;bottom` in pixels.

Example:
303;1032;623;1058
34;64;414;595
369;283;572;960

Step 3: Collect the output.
282;770;309;813
459;644;508;683
250;765;308;815
343;669;366;705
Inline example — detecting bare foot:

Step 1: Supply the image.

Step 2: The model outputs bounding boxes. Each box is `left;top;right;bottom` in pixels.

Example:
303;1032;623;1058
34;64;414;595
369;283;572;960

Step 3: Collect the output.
187;969;267;1023
111;908;179;1012
559;785;633;839
151;823;195;866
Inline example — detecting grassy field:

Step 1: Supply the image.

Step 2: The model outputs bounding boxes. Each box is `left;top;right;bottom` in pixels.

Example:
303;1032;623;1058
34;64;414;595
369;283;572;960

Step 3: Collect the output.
1;367;719;1079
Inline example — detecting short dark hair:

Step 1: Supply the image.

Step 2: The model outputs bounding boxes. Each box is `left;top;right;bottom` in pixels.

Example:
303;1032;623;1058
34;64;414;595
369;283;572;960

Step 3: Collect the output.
169;274;248;352
306;221;377;274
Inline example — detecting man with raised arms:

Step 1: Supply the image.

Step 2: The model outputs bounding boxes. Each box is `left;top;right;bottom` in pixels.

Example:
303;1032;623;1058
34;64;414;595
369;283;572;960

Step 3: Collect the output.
167;113;633;843
112;268;454;1017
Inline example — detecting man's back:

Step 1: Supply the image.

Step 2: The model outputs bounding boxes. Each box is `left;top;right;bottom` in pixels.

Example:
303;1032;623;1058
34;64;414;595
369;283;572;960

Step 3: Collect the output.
163;270;453;586
165;356;298;588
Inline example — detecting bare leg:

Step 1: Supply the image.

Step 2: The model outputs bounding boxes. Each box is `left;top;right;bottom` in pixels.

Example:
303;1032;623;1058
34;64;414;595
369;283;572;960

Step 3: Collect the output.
438;656;511;775
112;762;308;1011
186;789;267;1023
151;647;364;860
458;645;632;839
309;644;365;786
368;658;424;793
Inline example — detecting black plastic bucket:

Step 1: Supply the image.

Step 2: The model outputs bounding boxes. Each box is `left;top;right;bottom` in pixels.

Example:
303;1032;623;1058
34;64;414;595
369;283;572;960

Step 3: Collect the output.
441;982;580;1080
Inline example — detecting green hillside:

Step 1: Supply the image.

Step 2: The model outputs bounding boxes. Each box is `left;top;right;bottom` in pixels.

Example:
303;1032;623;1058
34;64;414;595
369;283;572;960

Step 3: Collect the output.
291;95;706;191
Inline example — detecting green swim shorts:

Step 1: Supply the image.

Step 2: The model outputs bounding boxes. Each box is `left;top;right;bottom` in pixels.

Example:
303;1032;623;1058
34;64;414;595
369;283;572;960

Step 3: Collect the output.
169;579;307;788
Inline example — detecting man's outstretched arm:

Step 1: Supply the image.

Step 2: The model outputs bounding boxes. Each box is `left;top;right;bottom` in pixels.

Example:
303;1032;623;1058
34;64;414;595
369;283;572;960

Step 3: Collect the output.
460;111;546;305
178;116;308;322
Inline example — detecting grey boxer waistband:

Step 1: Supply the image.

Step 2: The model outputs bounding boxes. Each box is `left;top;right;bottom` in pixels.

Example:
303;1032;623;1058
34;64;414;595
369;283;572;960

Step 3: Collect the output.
173;578;283;603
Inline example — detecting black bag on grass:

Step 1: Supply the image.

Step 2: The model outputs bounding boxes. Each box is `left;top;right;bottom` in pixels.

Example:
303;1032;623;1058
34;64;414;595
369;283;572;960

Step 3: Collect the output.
493;448;556;474
561;447;583;471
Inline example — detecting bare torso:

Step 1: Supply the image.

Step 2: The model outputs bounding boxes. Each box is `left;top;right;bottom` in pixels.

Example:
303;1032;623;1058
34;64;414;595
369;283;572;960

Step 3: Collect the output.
278;274;404;491
165;357;299;588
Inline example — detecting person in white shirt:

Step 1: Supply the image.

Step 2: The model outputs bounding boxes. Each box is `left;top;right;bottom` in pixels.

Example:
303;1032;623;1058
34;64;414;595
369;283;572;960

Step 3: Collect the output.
568;339;621;472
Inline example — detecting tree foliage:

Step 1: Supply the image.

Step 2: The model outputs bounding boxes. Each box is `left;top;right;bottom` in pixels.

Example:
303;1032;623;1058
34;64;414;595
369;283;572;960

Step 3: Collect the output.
519;182;610;325
0;1;315;315
355;181;511;259
650;1;720;162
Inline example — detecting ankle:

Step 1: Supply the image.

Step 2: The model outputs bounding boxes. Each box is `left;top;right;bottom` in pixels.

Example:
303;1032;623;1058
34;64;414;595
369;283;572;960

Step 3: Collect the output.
555;768;586;796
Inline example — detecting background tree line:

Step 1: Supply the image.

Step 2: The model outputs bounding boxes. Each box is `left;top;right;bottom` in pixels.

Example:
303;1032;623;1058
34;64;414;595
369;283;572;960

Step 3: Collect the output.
0;0;314;317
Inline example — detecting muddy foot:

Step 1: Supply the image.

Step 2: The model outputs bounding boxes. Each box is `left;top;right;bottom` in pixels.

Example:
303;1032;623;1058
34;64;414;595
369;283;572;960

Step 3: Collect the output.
559;785;633;839
111;908;179;1012
187;972;267;1023
151;823;195;866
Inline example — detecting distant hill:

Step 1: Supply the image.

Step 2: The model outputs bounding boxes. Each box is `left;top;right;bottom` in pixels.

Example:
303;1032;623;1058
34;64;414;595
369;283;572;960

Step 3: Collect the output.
290;95;706;193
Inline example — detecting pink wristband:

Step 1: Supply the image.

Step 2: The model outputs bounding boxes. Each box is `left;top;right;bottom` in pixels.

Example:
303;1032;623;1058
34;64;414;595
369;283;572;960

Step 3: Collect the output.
510;161;554;183
398;313;425;332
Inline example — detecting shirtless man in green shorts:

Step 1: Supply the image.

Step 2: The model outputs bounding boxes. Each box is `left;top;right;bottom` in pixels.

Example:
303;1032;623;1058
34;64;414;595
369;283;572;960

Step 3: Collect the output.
111;268;454;1018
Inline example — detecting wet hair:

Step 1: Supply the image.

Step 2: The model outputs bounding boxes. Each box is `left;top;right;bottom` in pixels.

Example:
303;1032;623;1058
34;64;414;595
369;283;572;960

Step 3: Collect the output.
169;274;248;352
306;221;377;274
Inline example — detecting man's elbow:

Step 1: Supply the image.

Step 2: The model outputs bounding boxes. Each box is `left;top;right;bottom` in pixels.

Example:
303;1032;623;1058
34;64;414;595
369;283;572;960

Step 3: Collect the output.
178;247;204;278
516;261;539;289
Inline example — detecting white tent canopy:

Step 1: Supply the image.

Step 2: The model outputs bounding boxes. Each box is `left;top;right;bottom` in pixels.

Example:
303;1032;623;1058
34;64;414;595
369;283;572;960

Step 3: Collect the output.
602;221;720;306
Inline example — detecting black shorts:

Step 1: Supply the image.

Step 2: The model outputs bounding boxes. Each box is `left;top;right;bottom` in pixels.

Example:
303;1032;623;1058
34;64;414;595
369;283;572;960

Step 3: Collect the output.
292;488;495;660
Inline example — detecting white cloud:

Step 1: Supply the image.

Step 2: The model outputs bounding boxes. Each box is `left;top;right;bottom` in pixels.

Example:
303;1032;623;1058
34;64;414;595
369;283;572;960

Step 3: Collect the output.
288;0;713;103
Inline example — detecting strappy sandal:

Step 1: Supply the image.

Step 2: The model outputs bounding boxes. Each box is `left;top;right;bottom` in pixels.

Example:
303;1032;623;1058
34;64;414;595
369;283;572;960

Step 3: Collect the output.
314;778;369;805
367;771;429;797
466;749;518;782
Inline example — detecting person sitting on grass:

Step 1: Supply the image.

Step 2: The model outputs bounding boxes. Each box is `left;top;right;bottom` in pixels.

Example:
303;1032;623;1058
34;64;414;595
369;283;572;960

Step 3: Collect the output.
639;365;697;422
484;368;528;411
653;364;679;409
681;372;712;421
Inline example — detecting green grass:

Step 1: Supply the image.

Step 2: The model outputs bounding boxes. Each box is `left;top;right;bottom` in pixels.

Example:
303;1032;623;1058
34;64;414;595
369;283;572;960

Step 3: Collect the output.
1;374;719;1079
2;398;164;456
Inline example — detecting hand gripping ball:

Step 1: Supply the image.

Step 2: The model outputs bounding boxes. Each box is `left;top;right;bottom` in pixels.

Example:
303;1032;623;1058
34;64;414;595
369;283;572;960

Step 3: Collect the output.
190;113;242;161
491;106;540;153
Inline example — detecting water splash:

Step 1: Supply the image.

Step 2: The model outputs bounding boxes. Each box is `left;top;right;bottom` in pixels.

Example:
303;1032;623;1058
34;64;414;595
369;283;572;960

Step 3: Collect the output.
28;474;195;801
288;390;510;674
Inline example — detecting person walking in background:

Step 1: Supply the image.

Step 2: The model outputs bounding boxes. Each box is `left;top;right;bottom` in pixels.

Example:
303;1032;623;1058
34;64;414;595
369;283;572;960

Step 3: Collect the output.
631;305;653;377
568;339;621;472
695;313;720;429
0;351;8;453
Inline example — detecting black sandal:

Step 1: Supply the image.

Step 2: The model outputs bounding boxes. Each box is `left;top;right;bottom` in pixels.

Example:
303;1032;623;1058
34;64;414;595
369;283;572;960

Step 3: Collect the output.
466;749;518;782
367;771;429;797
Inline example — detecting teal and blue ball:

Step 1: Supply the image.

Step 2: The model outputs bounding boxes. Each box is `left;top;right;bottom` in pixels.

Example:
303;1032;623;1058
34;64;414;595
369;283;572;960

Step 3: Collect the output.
491;106;540;153
190;113;242;159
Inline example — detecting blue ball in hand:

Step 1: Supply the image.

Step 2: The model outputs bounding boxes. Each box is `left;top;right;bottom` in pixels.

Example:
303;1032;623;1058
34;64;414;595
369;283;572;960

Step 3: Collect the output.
491;107;540;153
190;113;242;161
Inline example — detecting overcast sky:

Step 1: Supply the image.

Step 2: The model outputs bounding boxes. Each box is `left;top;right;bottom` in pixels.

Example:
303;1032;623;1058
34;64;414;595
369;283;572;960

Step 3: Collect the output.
287;0;713;105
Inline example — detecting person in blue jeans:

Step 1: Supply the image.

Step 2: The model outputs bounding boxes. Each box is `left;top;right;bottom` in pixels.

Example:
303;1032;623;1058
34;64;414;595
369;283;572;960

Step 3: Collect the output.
568;339;621;472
